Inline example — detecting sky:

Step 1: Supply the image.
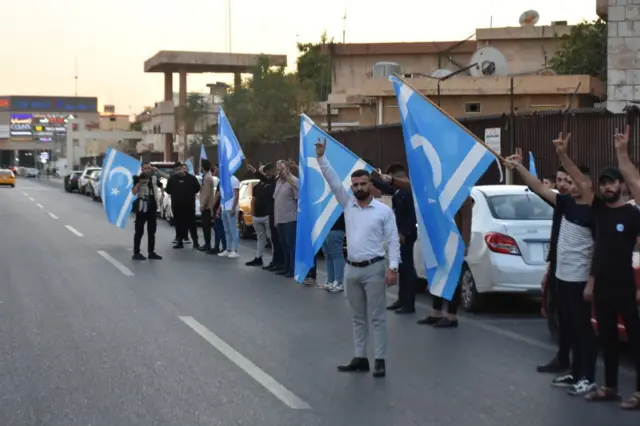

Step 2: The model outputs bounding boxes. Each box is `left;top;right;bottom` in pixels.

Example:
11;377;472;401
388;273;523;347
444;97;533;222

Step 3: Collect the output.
0;0;597;116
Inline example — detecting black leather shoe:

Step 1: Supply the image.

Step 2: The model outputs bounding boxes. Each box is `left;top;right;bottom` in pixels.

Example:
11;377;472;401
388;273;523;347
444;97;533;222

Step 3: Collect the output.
148;253;162;260
132;253;146;261
537;356;569;373
395;307;416;314
386;301;403;311
246;257;263;266
198;245;211;252
173;243;184;249
207;248;220;255
373;359;386;378
337;357;370;373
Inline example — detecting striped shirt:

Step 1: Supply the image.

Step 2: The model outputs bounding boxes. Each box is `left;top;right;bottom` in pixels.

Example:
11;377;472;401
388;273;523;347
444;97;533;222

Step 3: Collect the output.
555;195;594;283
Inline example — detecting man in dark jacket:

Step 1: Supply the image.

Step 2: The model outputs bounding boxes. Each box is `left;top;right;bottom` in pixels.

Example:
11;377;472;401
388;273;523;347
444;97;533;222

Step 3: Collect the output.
165;161;201;250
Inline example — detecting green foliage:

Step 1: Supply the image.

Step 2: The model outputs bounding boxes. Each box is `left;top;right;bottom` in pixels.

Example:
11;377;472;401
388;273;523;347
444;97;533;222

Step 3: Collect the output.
129;121;142;131
184;93;216;146
549;19;607;81
222;55;313;147
296;31;333;101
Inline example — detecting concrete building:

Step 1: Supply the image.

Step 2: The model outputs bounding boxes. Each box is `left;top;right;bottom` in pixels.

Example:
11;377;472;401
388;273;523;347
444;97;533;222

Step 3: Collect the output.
600;0;640;112
143;51;287;161
320;24;605;128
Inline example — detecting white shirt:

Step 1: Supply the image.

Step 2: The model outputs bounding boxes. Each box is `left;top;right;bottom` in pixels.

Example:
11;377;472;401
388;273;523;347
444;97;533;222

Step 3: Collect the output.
222;175;240;211
318;156;400;270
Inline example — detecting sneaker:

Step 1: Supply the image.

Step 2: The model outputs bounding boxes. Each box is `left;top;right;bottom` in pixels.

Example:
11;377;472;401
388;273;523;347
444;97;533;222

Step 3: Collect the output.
218;251;230;257
317;281;331;290
568;378;597;396
245;257;263;266
132;253;146;261
303;277;316;286
329;283;344;293
227;251;239;259
148;252;163;260
551;374;578;388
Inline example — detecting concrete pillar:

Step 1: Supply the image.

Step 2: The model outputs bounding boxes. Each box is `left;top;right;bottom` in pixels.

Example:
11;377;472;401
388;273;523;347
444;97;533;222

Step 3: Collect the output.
234;73;242;90
606;1;640;113
163;72;173;161
178;70;188;162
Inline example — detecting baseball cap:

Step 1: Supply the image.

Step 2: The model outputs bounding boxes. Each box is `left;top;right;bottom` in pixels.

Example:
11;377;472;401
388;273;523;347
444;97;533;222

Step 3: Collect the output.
598;167;624;183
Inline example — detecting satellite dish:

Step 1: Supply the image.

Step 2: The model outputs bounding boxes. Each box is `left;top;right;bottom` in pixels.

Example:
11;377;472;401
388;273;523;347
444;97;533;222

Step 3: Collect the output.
469;46;509;77
430;68;454;79
519;10;540;26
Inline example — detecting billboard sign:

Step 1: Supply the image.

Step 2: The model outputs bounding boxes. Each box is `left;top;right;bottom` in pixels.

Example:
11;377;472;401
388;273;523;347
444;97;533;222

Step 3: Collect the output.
0;98;9;109
9;113;73;140
10;96;97;112
10;114;33;138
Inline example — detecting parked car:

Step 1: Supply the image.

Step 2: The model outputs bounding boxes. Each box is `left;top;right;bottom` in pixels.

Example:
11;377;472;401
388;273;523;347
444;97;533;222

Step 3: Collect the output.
87;170;102;202
542;199;640;342
414;185;553;312
238;179;260;238
78;167;101;194
0;169;16;187
23;168;39;178
64;171;83;192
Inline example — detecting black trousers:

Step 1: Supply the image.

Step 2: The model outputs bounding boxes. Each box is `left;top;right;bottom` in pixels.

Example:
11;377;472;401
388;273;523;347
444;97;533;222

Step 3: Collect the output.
432;284;462;314
173;206;198;244
594;281;640;391
398;239;417;309
549;275;572;367
557;279;597;382
133;212;157;255
201;209;212;247
269;214;284;267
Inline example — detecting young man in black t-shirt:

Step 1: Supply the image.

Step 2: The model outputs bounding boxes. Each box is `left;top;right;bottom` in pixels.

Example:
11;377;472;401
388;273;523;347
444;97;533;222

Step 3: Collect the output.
555;128;640;409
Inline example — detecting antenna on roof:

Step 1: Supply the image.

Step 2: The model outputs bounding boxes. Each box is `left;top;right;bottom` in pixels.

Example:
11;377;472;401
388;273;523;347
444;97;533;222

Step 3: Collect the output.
342;8;347;43
74;56;78;97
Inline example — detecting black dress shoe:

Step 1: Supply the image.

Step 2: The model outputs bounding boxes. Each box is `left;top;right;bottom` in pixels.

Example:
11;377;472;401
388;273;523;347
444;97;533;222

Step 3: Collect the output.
198;245;211;252
417;316;442;325
386;301;403;311
246;257;263;266
148;253;162;260
132;253;146;261
337;357;370;372
537;356;569;373
173;243;184;249
207;248;220;255
395;307;416;314
373;359;386;378
433;317;458;328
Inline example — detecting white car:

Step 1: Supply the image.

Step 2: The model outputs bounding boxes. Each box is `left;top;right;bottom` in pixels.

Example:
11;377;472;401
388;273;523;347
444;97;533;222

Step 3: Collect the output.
414;185;553;312
78;167;101;194
23;168;39;178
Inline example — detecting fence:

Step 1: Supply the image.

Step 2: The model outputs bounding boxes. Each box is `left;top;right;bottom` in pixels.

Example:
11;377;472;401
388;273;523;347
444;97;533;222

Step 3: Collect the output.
82;108;640;183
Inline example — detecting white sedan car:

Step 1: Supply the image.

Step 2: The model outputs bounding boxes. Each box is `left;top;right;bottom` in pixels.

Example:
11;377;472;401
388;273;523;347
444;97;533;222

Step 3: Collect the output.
414;185;553;312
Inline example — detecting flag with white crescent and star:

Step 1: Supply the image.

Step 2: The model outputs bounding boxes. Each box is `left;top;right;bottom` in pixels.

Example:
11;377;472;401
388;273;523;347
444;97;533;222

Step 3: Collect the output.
294;114;372;283
101;147;141;229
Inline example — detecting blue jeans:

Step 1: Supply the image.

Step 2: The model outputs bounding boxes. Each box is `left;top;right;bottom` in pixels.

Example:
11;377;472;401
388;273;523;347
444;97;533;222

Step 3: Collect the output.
322;230;345;284
213;217;226;251
277;221;297;275
221;210;239;251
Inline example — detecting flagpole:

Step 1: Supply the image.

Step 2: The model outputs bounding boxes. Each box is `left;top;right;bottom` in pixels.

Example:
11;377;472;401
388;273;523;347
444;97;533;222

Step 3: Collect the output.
392;74;506;163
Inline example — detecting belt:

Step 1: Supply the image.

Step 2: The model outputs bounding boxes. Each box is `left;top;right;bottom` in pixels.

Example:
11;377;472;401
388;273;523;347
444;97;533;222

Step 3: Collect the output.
346;256;384;268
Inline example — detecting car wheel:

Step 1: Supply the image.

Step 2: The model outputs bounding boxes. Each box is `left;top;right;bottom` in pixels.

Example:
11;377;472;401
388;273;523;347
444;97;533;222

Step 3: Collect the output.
11;184;15;188
459;263;482;312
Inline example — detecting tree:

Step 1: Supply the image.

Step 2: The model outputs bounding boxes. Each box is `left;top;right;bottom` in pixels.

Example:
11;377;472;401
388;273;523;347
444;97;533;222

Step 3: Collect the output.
184;93;217;146
222;56;314;148
549;19;607;82
296;32;333;101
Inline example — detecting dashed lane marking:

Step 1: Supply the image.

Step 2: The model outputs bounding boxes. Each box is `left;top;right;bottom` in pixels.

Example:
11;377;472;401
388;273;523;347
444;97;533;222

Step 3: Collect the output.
97;250;134;277
36;203;43;209
64;225;84;237
48;212;59;219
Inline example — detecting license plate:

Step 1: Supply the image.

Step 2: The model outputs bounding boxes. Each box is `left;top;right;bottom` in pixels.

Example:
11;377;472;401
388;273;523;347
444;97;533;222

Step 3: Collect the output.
542;243;550;259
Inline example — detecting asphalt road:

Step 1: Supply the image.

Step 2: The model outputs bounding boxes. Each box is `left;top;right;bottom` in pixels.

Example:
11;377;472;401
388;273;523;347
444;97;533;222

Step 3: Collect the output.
1;177;638;426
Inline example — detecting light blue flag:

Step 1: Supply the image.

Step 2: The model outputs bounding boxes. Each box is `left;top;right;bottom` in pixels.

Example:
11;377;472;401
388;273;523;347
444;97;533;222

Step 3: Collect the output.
528;151;538;178
217;107;245;206
200;144;207;161
295;114;372;283
185;159;195;175
100;147;141;229
390;76;497;300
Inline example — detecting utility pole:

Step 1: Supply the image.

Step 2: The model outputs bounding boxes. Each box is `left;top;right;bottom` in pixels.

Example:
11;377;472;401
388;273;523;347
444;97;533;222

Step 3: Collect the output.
342;8;347;43
74;56;78;96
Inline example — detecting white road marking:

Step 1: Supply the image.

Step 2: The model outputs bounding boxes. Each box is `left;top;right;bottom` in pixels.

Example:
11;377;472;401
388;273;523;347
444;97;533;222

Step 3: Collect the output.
36;203;43;209
22;192;27;196
64;225;84;237
27;197;34;201
97;251;134;277
48;212;59;219
179;316;311;410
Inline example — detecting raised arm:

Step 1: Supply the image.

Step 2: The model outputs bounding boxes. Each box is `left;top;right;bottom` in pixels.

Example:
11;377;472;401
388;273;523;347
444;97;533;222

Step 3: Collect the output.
505;150;556;205
554;132;594;203
614;125;640;204
315;138;350;207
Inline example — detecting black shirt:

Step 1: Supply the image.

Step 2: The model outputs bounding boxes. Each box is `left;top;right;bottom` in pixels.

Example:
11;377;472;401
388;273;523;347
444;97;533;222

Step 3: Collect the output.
165;173;200;209
332;214;345;231
590;196;640;284
253;172;276;216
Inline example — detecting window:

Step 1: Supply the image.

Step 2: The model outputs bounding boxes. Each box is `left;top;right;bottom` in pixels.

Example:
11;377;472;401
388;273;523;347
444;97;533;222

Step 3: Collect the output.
72;123;78;131
485;194;553;220
239;183;249;199
465;102;481;114
73;138;79;147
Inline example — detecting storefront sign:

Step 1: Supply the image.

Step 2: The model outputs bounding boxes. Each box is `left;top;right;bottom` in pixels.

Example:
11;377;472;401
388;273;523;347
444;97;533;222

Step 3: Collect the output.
10;96;97;112
0;98;9;109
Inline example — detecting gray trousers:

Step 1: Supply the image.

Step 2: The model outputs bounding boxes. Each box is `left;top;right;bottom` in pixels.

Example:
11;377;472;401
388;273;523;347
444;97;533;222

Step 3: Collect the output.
345;261;387;359
253;215;271;258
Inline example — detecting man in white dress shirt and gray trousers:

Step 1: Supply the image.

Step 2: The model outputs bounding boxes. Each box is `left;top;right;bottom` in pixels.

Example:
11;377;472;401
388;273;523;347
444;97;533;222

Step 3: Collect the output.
316;138;401;378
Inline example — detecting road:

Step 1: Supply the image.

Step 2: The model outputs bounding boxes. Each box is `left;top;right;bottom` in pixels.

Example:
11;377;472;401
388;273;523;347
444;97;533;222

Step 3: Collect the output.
0;177;638;426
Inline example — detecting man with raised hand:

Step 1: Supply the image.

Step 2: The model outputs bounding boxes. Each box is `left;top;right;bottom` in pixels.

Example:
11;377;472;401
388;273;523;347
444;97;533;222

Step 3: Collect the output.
316;137;400;378
505;145;597;396
561;126;640;409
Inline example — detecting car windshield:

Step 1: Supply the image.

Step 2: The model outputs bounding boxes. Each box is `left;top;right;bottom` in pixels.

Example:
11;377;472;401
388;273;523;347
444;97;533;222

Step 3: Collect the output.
0;170;11;175
485;193;553;220
156;167;174;176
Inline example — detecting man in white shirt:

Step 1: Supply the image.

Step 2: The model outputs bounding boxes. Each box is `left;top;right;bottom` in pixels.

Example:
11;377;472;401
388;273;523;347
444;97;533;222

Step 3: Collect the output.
316;138;400;378
217;174;240;259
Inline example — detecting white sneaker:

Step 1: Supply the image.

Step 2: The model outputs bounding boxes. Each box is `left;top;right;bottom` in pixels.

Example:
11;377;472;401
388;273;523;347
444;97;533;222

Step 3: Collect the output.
324;281;336;292
316;281;328;289
568;378;597;396
329;283;344;293
218;251;230;257
227;251;239;259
